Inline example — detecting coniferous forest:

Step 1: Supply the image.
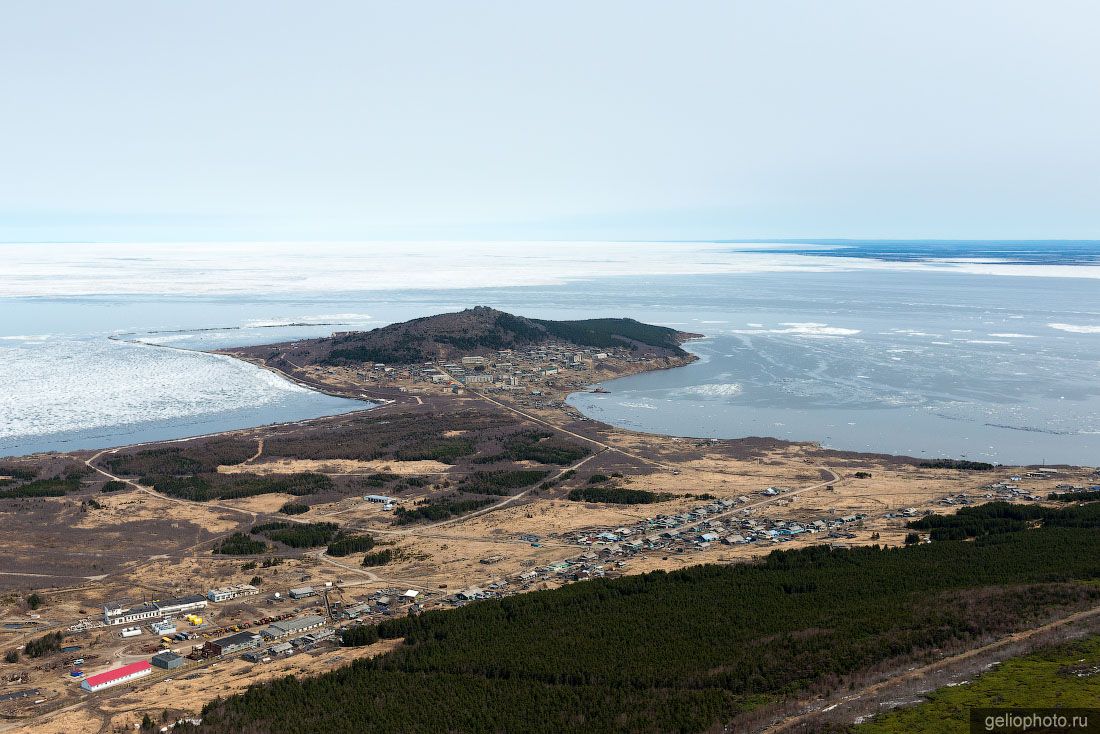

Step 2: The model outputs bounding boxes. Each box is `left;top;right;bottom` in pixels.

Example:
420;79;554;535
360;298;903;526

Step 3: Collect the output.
187;525;1100;734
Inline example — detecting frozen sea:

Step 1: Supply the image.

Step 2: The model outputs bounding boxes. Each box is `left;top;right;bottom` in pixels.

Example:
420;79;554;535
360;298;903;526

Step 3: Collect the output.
2;240;1099;464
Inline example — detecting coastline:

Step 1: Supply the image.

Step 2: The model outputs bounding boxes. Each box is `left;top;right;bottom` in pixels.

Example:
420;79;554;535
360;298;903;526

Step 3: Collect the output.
0;336;375;459
3;327;1096;732
7;328;1089;470
564;337;1098;468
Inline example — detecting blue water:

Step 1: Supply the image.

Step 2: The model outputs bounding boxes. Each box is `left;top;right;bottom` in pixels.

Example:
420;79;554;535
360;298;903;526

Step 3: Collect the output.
728;239;1100;266
3;241;1100;463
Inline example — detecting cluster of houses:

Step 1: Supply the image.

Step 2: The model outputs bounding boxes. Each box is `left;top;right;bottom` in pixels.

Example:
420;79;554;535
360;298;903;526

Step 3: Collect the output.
438;560;618;607
435;497;885;606
561;495;869;554
928;470;1096;508
974;469;1092;503
1049;481;1100;496
438;345;626;392
340;342;628;393
316;336;673;413
337;588;424;621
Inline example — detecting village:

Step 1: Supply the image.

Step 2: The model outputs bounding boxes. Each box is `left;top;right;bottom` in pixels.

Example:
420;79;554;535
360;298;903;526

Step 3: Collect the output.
300;339;678;405
4;457;1092;731
1;328;1097;732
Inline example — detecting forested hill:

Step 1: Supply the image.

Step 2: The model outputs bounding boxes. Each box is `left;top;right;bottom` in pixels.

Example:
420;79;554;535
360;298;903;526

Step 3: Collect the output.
244;307;697;365
186;525;1100;734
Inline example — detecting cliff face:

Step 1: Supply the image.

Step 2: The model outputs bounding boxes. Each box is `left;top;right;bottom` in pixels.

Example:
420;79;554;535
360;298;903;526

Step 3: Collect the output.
245;307;697;366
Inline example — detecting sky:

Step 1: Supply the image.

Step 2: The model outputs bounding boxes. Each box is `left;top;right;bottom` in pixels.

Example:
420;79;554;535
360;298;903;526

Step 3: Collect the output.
1;1;1098;242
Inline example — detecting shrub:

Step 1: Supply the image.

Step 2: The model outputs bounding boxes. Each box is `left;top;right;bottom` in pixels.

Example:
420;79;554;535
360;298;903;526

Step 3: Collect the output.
24;631;63;658
362;549;399;567
278;502;310;515
394;497;494;524
460;470;550;496
327;534;376;557
215;533;268;556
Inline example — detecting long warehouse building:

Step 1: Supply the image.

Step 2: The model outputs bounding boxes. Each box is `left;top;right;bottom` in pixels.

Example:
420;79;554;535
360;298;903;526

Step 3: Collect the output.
262;615;327;639
81;661;152;692
103;594;207;625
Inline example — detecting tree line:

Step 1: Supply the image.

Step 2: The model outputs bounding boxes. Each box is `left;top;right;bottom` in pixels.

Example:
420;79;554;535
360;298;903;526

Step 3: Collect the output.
188;524;1100;733
909;500;1100;540
567;487;667;504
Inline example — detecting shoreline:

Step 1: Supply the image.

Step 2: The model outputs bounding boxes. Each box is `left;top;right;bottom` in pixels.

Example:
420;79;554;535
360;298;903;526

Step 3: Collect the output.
215;333;951;469
0;336;379;459
5;329;1089;470
564;340;1096;469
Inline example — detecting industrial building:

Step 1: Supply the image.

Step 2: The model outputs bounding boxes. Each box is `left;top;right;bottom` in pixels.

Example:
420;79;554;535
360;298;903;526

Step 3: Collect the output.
207;584;259;603
150;651;184;670
103;594;207;625
203;631;261;657
342;602;372;619
270;642;294;656
81;661;152;692
103;601;160;626
156;594;208;616
302;628;336;644
363;495;398;504
288;586;316;599
150;619;177;635
262;615;327;640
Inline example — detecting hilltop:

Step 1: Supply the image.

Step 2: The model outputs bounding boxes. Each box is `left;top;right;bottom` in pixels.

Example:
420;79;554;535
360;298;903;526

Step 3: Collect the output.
242;307;698;366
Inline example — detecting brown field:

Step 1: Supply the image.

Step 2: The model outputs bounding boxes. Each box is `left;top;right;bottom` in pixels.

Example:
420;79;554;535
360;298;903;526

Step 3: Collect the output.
219;457;453;477
0;347;1095;732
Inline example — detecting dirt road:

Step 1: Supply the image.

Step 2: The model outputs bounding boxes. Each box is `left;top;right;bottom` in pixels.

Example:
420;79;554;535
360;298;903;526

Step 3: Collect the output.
761;602;1100;733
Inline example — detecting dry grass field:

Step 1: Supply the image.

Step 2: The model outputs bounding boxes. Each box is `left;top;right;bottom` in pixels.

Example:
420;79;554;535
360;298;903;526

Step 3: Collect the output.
1;347;1094;732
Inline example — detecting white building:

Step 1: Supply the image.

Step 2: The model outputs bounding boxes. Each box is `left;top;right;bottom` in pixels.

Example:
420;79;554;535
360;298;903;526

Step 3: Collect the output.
150;619;177;635
81;661;152;692
104;594;207;625
364;495;398;504
207;584;259;603
103;602;159;626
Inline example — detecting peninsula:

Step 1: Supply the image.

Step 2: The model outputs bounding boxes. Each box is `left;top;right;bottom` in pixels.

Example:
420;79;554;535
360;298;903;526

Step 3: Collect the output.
0;309;1097;734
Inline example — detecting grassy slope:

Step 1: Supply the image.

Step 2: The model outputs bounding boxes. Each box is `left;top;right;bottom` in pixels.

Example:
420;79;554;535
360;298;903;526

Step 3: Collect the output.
855;635;1100;734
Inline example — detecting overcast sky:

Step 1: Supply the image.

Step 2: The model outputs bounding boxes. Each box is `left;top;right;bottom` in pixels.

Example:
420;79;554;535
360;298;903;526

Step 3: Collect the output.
1;1;1098;242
